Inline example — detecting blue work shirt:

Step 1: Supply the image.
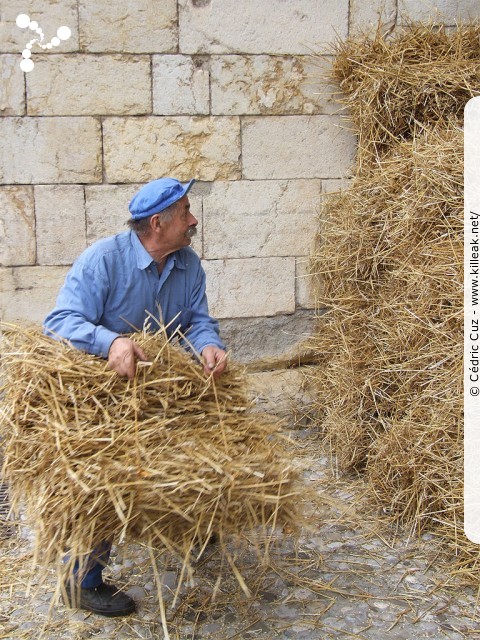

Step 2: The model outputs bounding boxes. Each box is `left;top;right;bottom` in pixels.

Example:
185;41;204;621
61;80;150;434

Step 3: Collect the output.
43;230;224;358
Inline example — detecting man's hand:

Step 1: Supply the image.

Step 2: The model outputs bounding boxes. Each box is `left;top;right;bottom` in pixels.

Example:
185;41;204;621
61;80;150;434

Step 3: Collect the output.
201;345;227;379
108;337;148;380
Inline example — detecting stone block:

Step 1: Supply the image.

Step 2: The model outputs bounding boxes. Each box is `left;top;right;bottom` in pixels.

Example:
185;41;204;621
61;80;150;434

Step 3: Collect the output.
242;116;356;180
203;257;295;318
0;55;25;115
103;117;241;182
0;2;78;53
27;55;151;115
78;0;177;53
349;0;396;34
211;55;338;115
0;266;69;323
398;0;480;24
296;258;319;310
322;178;352;194
219;310;317;363
153;55;209;115
85;185;142;244
0;187;35;266
0;117;102;183
247;368;315;420
179;0;348;54
85;184;203;256
35;186;86;265
203;179;320;259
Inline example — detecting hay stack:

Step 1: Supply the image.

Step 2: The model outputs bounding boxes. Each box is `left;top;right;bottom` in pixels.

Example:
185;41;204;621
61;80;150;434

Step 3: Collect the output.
311;122;462;477
0;325;301;584
332;23;480;166
310;22;478;581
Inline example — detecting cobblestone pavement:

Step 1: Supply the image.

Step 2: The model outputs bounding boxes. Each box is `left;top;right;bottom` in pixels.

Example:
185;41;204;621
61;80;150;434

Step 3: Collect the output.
1;431;479;640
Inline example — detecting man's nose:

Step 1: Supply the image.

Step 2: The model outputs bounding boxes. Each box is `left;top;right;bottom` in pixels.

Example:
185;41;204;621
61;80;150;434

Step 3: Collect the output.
188;213;198;226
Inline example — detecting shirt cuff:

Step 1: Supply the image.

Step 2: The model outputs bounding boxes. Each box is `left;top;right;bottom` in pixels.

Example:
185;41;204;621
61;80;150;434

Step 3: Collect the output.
94;327;121;358
197;338;226;354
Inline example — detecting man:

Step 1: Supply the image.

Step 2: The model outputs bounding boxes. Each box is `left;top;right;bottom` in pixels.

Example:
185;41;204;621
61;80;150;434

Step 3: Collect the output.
43;177;227;617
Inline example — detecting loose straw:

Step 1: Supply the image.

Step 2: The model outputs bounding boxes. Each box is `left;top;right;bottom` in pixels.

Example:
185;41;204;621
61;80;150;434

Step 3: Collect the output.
309;20;479;584
0;324;304;593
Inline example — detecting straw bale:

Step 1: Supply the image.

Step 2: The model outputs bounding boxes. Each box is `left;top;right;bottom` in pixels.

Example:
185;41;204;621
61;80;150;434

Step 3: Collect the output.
331;22;480;166
0;325;303;586
308;121;472;568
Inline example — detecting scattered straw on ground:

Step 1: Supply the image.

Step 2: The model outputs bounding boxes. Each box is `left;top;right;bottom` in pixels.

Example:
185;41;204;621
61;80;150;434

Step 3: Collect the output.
2;449;479;639
0;324;304;601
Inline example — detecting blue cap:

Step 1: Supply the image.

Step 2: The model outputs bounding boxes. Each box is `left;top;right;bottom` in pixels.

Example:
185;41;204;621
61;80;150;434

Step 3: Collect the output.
129;178;195;220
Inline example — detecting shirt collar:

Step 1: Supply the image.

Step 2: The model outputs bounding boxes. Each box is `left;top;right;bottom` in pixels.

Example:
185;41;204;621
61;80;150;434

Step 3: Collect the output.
130;231;186;271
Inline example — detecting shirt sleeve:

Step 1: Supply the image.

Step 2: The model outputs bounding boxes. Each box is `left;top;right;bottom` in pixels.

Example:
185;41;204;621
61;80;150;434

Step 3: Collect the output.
43;258;119;358
183;260;225;354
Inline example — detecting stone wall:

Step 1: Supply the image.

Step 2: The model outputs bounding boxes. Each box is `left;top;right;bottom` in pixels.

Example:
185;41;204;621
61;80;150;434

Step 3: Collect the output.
0;0;477;362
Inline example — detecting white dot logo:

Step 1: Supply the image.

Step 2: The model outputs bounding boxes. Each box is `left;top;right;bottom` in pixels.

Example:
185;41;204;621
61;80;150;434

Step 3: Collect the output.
15;14;71;72
57;26;71;41
20;58;34;73
15;14;30;29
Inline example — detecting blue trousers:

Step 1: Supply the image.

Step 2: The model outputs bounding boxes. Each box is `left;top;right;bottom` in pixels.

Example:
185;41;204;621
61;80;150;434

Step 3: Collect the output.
73;540;112;588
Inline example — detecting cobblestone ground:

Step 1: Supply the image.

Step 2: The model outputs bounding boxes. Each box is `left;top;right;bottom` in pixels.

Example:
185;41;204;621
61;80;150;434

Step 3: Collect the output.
1;430;479;640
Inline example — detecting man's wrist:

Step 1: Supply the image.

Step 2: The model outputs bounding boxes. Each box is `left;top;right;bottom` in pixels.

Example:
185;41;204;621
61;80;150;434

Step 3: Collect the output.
97;330;121;359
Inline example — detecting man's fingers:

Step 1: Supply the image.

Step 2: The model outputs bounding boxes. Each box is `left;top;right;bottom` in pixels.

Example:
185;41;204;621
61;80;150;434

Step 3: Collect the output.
132;343;148;362
211;354;227;378
108;337;148;379
201;346;227;379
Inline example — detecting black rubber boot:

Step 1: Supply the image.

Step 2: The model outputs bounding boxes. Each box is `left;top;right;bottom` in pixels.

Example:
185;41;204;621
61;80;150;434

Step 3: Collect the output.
63;581;136;617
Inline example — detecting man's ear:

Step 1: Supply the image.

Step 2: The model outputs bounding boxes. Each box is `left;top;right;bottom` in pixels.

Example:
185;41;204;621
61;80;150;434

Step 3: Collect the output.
150;214;163;232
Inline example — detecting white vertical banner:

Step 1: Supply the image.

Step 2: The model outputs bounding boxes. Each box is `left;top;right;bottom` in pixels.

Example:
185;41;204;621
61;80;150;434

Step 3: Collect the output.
464;97;480;543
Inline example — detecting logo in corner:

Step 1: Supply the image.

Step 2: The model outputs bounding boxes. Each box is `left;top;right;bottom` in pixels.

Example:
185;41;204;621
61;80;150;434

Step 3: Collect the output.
16;13;71;73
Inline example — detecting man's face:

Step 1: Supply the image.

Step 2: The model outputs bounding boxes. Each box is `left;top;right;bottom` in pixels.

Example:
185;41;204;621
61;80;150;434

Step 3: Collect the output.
159;196;198;252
